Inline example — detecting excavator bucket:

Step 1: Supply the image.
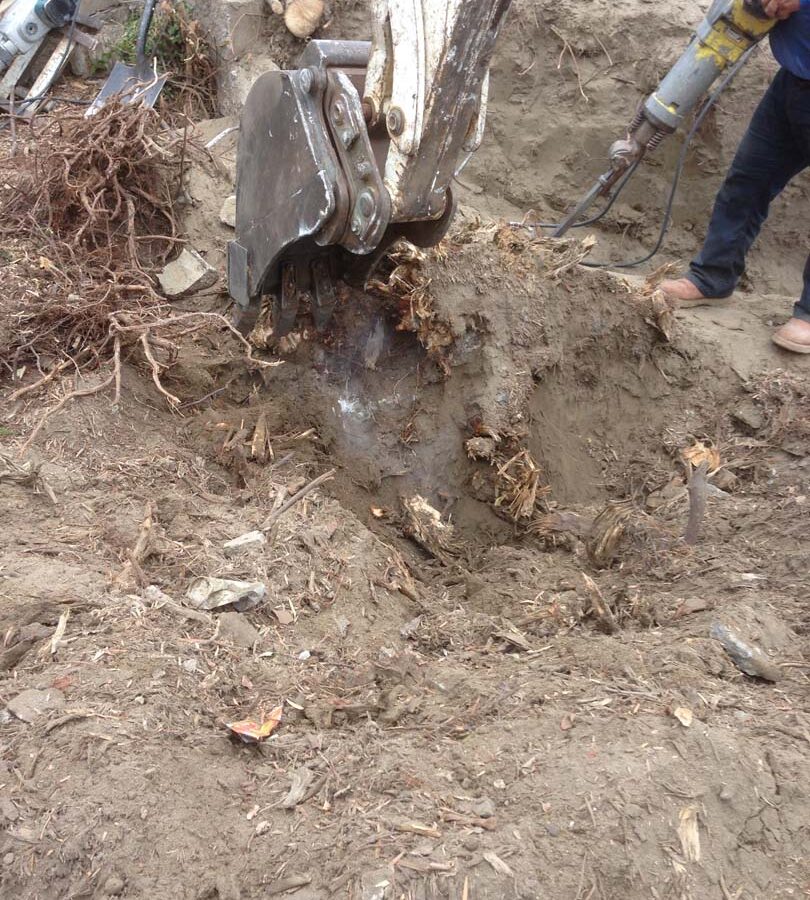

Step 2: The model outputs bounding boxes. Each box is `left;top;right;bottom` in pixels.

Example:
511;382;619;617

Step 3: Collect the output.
227;40;455;337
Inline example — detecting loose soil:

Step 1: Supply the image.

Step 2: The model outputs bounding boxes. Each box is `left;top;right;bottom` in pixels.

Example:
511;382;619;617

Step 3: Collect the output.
2;2;810;900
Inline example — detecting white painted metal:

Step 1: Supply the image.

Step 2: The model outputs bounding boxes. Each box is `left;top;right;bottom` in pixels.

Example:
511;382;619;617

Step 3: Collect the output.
364;0;502;219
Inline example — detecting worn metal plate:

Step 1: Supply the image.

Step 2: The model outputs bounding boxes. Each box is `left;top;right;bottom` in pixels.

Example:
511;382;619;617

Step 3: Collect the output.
228;66;341;325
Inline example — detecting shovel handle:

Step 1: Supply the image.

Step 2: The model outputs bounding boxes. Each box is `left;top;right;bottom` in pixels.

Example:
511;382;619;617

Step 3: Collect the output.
135;0;159;78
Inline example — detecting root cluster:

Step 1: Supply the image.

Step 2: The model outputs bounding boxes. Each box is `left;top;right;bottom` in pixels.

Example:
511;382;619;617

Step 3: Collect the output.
0;104;270;437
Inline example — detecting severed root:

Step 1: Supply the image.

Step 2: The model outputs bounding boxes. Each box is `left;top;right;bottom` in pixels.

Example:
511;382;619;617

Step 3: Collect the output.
684;459;709;545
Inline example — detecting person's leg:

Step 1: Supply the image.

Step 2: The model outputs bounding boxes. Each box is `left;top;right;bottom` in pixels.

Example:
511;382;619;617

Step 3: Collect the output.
793;254;810;323
771;73;810;352
687;69;806;299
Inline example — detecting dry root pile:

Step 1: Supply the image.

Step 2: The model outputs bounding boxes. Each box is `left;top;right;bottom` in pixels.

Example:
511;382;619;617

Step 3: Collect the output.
0;104;270;439
0;103;182;368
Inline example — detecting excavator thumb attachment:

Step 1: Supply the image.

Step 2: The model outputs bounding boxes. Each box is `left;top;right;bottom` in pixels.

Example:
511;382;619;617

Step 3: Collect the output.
227;40;455;337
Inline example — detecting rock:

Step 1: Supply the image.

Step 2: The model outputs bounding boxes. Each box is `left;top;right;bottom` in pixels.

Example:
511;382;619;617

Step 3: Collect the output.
220;194;237;229
732;400;764;432
6;688;65;723
223;530;266;556
471;797;496;819
0;795;19;823
158;249;218;297
217;612;260;648
711;623;782;682
546;823;561;837
710;468;738;492
103;873;125;896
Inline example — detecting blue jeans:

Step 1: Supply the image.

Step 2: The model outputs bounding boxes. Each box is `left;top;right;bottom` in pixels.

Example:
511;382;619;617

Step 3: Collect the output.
687;68;810;323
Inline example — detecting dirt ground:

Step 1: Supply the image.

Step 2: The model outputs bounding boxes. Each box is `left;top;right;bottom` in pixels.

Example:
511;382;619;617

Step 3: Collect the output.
2;2;810;899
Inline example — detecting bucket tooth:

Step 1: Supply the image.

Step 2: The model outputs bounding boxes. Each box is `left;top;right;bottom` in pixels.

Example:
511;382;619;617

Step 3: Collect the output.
311;259;338;331
272;263;302;339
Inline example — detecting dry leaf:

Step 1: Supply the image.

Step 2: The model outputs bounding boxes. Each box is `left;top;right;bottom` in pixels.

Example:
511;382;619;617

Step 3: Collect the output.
226;705;283;743
677;805;701;862
681;440;721;473
673;707;693;728
370;506;388;519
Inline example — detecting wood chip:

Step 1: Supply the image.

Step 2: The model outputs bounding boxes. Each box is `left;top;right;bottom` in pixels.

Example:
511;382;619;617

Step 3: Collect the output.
395;822;442;838
483;850;514;877
678;805;701;862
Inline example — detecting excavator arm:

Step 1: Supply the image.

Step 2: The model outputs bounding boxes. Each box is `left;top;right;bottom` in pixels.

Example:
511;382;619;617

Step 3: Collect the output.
228;0;512;336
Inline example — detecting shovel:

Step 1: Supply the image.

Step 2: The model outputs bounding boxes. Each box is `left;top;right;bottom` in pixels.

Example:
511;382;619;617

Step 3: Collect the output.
86;0;168;115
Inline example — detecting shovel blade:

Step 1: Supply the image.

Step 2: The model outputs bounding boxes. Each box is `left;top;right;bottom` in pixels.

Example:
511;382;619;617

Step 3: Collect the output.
86;61;168;116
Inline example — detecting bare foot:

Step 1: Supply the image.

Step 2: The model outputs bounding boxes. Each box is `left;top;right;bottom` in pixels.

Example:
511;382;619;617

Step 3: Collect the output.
772;317;810;354
659;277;730;308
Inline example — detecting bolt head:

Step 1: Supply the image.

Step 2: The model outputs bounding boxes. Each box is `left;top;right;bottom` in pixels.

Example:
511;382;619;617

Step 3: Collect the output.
386;107;405;137
357;191;374;217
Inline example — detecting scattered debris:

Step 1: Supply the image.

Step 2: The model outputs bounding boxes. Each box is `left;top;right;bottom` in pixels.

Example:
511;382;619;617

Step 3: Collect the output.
223;531;267;556
186;577;266;612
711;624;782;682
158;248;219;298
6;688;65;724
226;705;283;743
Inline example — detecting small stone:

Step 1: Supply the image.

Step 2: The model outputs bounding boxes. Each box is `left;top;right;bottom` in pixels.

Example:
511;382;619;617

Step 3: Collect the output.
223;530;266;556
3;852;13;867
464;575;485;598
158;248;218;298
6;688;65;723
219;194;237;228
0;795;18;823
710;468;738;492
546;823;561;837
492;779;506;790
103;874;125;896
732;400;764;433
461;834;480;851
719;786;734;802
217;611;260;648
472;797;496;819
